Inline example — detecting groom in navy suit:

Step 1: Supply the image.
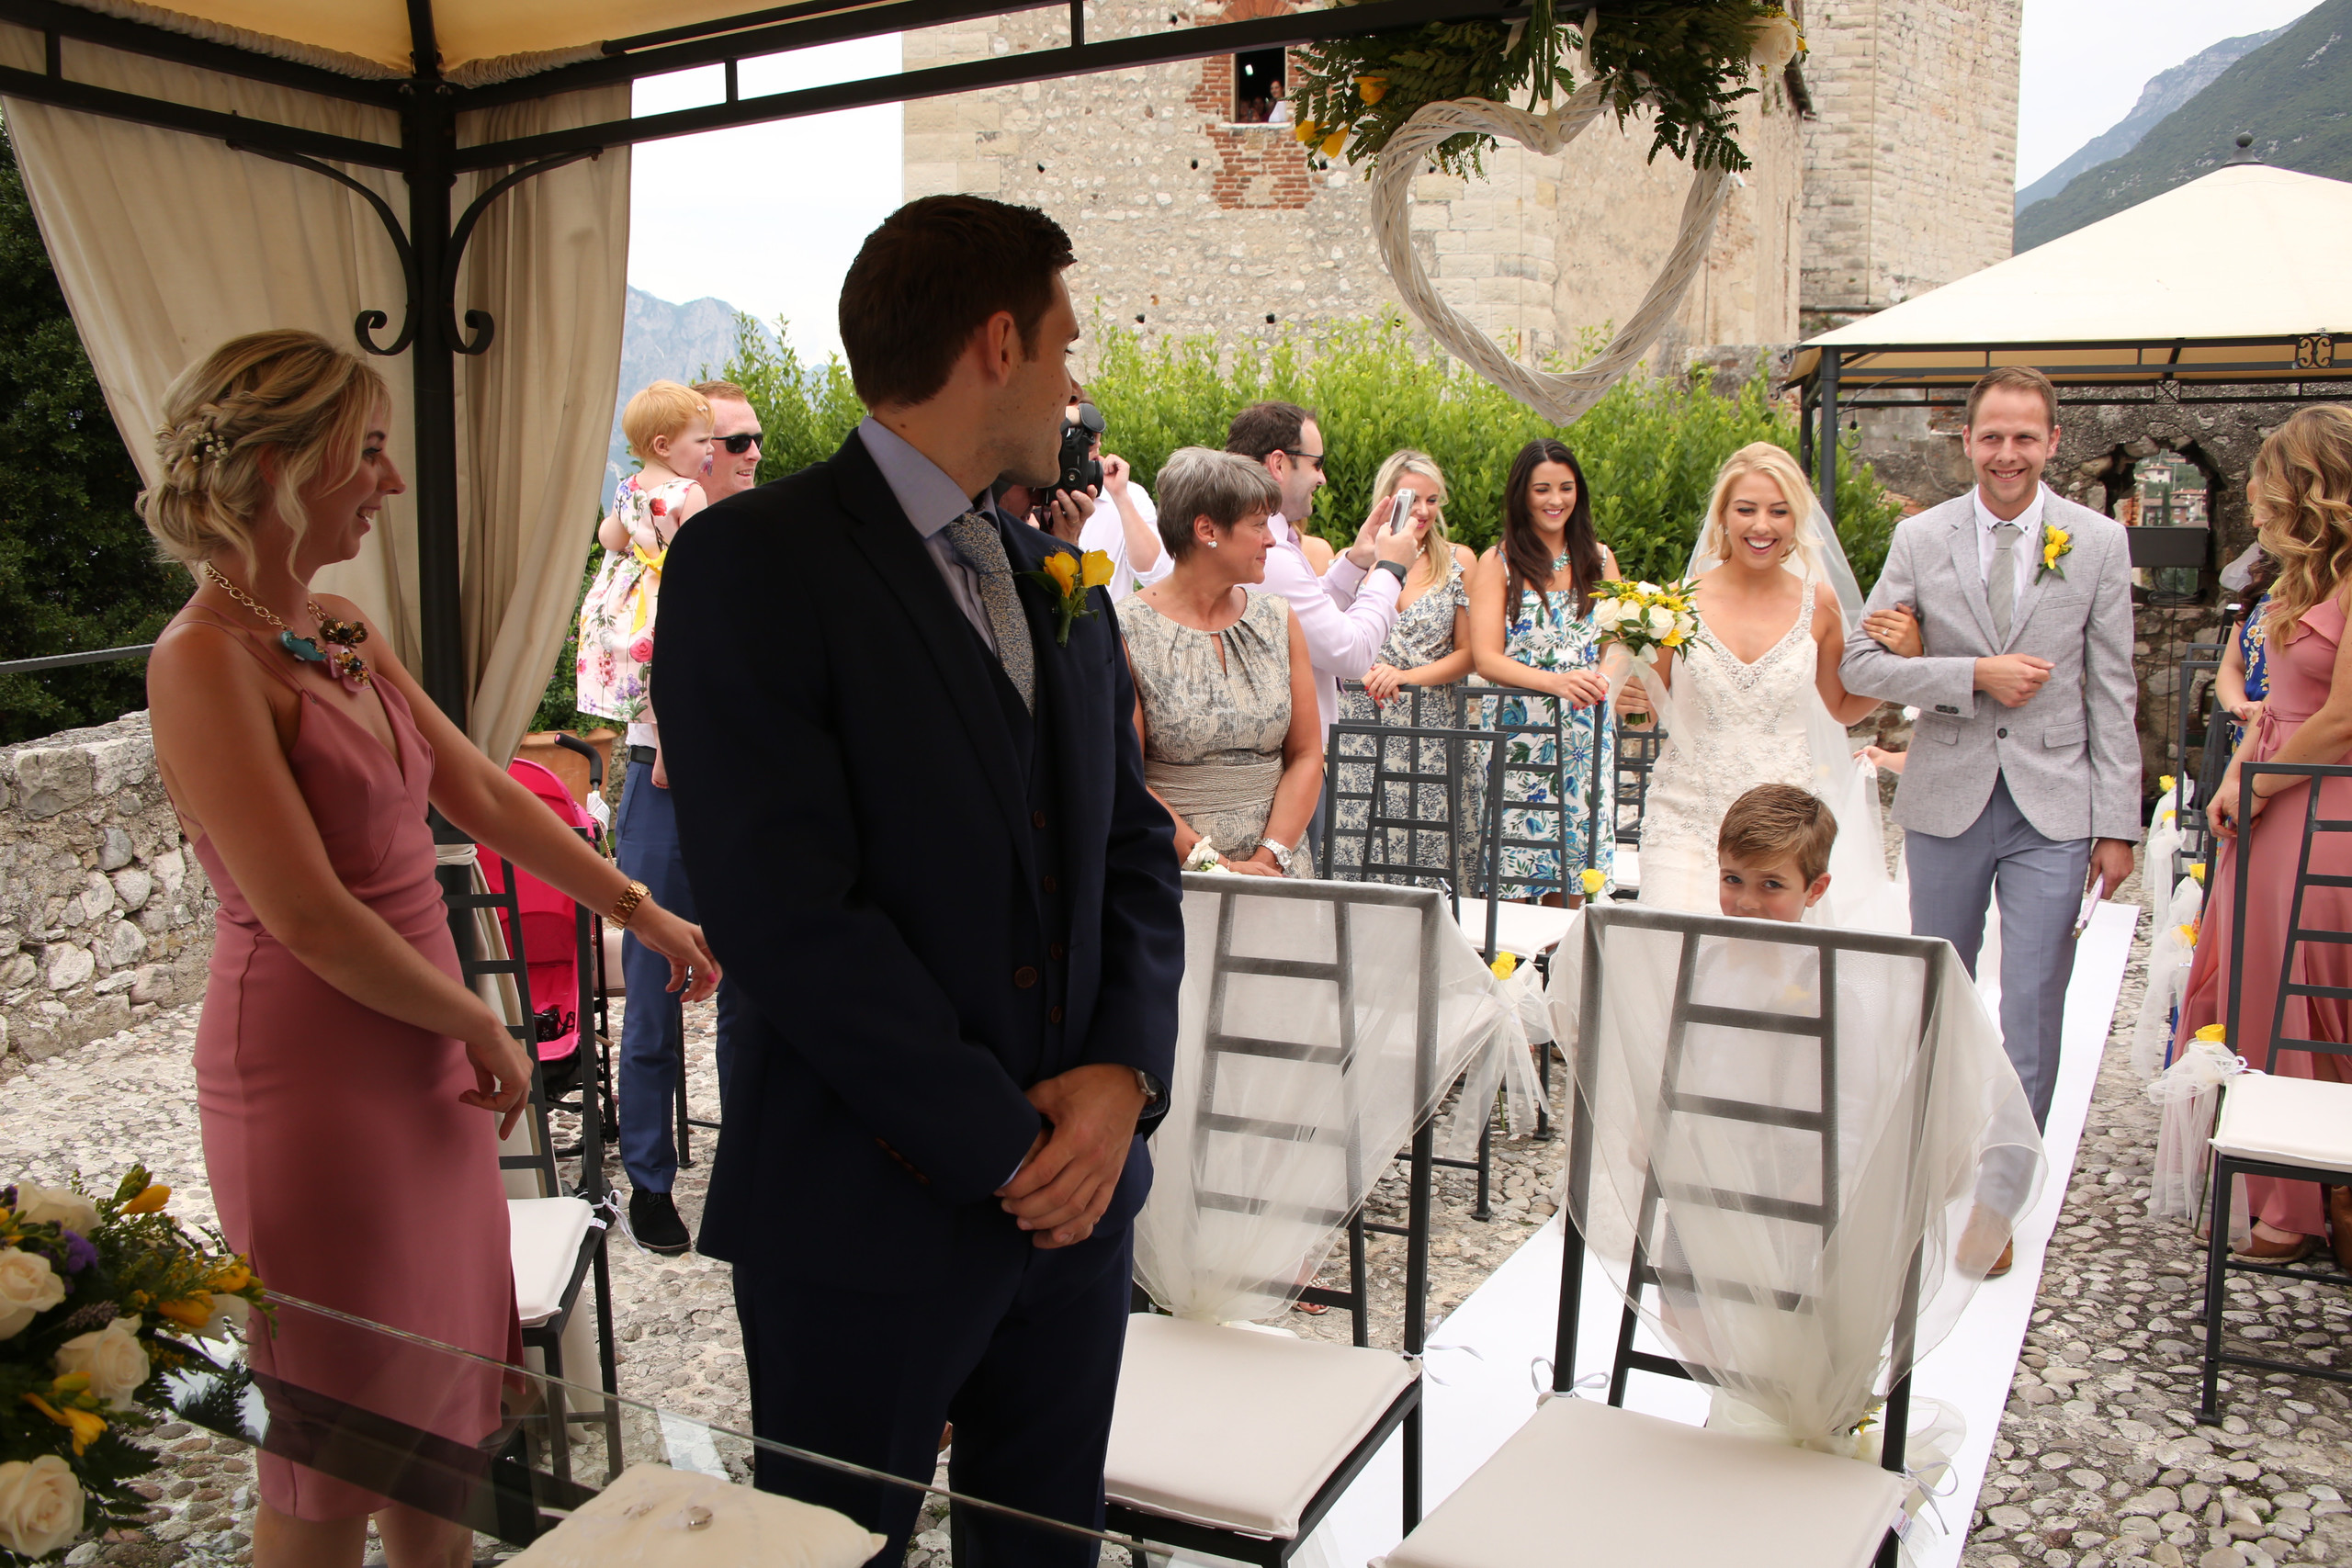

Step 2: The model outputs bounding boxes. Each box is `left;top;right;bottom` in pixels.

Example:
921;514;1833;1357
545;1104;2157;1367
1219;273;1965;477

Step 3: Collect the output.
657;197;1183;1562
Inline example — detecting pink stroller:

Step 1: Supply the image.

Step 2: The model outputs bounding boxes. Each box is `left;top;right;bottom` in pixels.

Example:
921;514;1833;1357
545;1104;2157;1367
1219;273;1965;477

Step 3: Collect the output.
481;756;603;1101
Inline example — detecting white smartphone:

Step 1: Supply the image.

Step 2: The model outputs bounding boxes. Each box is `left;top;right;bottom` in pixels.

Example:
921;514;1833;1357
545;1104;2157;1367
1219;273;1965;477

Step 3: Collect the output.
1386;488;1417;534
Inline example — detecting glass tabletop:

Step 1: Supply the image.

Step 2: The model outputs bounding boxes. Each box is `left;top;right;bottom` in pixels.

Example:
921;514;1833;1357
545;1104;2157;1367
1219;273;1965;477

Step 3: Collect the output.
161;1292;1145;1559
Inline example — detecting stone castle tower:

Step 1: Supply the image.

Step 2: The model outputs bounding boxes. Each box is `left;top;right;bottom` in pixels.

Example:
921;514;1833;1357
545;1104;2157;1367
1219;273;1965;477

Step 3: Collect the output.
903;0;2018;363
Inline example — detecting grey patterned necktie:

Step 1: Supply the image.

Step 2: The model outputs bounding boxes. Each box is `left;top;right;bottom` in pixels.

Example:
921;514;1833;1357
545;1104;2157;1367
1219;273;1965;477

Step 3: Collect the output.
943;511;1035;713
1988;521;2022;645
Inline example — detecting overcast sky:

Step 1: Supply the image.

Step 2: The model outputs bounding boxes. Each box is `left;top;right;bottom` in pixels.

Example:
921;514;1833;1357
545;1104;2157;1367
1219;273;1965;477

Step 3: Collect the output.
2014;0;2318;186
628;1;2325;358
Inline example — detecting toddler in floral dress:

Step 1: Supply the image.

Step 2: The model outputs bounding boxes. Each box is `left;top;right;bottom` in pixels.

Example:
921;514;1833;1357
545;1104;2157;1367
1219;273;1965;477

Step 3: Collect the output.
577;380;715;727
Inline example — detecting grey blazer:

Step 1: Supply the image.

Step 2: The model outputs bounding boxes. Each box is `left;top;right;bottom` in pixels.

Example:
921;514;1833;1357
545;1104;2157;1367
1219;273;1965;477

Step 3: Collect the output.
1840;489;2140;843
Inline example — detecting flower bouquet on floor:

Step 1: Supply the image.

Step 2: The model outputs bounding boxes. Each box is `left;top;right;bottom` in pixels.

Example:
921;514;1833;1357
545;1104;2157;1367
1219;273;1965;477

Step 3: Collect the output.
1588;579;1697;734
0;1168;266;1563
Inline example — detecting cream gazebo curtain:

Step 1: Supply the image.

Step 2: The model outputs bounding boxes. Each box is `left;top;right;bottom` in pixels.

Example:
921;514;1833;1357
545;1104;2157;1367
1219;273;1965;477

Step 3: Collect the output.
0;24;628;764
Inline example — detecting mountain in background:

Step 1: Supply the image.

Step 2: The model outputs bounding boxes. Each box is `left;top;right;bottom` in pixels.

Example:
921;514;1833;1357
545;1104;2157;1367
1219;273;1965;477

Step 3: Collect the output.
605;286;775;488
2014;24;2288;217
2016;0;2352;252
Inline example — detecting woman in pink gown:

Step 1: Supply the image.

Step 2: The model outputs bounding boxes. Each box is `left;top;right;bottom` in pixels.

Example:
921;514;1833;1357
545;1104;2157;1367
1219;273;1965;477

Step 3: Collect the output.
141;331;720;1568
2179;405;2352;1269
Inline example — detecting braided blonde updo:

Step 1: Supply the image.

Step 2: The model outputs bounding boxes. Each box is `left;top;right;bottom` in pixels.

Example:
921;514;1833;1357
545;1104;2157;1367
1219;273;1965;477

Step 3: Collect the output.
141;330;390;572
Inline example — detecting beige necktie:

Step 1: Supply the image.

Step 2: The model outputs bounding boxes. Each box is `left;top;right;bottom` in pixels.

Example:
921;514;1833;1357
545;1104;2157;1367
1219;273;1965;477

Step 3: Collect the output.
1989;522;2022;645
944;512;1036;713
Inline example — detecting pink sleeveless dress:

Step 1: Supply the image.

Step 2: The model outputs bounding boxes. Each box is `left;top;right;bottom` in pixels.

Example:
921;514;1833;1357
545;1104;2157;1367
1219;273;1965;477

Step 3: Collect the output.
2176;595;2352;1238
181;611;519;1520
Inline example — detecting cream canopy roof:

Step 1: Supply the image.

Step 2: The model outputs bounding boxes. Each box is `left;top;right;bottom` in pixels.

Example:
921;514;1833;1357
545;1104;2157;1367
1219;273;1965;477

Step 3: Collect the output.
1791;163;2352;388
58;0;777;82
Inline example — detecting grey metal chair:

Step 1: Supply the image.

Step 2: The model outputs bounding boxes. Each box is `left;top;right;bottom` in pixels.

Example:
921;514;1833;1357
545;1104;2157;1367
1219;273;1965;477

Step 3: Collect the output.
1387;905;1939;1568
2198;759;2352;1426
442;829;624;1485
1105;876;1442;1565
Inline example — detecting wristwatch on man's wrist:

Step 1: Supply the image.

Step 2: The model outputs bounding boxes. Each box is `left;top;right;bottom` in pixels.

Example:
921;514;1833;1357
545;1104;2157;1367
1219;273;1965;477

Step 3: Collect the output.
1133;1069;1165;1111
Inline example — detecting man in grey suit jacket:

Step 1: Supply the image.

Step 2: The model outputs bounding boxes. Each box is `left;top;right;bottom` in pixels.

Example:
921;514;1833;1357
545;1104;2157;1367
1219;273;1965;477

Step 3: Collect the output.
1842;367;2140;1136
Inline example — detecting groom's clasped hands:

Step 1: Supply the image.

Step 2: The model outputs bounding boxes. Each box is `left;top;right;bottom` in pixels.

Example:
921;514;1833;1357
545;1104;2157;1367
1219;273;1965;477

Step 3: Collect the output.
996;1062;1153;1249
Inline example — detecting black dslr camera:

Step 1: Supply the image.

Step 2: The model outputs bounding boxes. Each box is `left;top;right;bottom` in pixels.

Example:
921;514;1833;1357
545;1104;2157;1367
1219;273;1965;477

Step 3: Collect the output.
1058;401;1106;496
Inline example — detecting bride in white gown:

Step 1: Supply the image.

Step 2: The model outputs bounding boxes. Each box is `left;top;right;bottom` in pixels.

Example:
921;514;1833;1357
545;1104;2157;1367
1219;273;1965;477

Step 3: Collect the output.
1634;443;1906;930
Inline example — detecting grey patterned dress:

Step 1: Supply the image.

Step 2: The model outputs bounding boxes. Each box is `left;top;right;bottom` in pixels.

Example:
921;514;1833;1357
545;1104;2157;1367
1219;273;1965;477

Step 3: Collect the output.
1124;591;1295;860
1335;567;1483;880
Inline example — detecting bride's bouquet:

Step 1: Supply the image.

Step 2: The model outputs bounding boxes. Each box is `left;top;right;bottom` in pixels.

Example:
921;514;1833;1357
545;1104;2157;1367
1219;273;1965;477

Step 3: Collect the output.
1589;580;1698;727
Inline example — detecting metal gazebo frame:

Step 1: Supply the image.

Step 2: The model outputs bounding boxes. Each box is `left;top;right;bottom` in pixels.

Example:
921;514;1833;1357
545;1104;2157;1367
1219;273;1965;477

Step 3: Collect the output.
0;0;1522;728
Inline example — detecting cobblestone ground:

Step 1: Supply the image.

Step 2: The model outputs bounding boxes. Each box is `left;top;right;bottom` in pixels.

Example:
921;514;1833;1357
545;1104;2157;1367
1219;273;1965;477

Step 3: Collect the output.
9;882;2351;1567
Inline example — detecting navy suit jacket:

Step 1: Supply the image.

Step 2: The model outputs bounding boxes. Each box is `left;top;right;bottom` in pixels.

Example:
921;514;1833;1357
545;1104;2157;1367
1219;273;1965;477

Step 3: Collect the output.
656;432;1183;1288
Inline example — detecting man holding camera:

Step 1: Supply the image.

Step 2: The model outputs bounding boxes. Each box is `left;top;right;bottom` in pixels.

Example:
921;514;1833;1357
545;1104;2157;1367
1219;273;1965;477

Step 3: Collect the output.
1015;394;1171;604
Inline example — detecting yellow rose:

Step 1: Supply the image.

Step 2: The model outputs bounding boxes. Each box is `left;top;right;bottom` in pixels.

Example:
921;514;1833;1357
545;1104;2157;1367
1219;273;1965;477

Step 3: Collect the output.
1080;549;1114;590
1321;129;1346;157
2176;922;2199;947
121;1184;169;1216
1042;553;1078;595
1354;74;1388;103
2189;862;2207;884
1662;629;1685;648
2195;1022;2228;1043
1579;868;1606;896
1489;952;1518;980
2160;774;2177;793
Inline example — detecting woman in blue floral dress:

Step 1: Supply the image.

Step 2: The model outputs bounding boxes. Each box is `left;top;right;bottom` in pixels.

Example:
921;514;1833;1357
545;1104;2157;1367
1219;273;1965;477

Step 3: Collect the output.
1467;439;1621;901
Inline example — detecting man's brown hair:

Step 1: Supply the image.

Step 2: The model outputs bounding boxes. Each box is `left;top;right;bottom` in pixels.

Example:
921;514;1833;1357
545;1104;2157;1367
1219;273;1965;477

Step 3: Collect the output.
1965;366;2058;432
838;196;1075;410
692;380;748;403
1718;784;1838;885
1226;400;1317;464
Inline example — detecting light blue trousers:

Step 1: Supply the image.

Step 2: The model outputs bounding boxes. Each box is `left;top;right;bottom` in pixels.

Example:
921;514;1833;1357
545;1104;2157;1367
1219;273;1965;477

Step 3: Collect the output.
1905;776;2091;1130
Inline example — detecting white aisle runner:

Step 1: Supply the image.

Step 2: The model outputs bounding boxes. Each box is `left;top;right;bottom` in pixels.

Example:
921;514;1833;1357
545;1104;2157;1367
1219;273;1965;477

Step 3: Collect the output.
1236;900;2138;1568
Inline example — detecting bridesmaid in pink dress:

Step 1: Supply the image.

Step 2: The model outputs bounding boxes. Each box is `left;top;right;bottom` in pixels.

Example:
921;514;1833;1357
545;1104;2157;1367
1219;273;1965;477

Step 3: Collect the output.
141;332;719;1568
2178;405;2352;1269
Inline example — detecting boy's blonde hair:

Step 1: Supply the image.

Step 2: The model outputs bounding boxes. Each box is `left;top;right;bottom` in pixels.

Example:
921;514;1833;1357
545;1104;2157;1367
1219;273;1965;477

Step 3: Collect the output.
1701;442;1816;572
141;329;390;574
623;379;712;460
1718;783;1838;885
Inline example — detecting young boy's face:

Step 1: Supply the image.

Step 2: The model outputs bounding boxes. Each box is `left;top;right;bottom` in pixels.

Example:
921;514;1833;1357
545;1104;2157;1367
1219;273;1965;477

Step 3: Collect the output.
1718;848;1830;923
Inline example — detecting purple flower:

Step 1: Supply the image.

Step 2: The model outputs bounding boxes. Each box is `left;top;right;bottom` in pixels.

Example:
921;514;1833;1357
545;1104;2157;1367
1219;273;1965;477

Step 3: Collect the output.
60;1229;96;1274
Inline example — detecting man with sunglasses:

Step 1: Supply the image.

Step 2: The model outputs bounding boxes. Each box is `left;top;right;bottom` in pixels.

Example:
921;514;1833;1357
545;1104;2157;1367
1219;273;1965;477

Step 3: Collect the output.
1226;400;1422;853
695;379;765;501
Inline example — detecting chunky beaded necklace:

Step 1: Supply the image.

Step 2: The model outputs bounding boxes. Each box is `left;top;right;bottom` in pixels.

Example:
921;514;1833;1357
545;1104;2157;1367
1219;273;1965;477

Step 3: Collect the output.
202;561;371;692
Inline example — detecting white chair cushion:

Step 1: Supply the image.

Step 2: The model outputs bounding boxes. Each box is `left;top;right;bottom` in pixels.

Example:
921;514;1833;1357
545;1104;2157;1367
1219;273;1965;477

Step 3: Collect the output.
507;1461;883;1568
1611;847;1640;890
510;1195;597;1327
2211;1071;2352;1176
1453;897;1577;957
1384;1395;1905;1568
1105;1314;1419;1540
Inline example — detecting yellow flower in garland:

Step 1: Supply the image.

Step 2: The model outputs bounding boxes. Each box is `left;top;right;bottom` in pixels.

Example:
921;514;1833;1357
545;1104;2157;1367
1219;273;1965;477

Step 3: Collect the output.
1354;75;1388;104
1320;128;1347;158
2036;525;2073;583
1293;118;1319;145
121;1183;170;1215
22;1392;106;1455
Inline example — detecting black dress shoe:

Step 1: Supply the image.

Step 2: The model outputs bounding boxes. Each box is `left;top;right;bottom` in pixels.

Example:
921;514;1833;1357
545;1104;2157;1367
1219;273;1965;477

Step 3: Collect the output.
628;1189;692;1255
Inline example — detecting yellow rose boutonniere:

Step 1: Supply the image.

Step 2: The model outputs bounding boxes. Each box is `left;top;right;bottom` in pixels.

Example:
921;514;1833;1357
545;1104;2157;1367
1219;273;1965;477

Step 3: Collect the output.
1021;548;1116;646
2036;524;2072;583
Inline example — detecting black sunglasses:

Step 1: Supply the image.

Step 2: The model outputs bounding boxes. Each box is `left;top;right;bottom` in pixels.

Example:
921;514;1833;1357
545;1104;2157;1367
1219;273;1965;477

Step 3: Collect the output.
1277;447;1325;471
718;432;763;455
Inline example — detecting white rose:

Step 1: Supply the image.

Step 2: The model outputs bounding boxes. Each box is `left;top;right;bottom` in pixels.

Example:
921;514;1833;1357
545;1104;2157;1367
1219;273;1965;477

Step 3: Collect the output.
1750;11;1803;75
54;1316;148;1411
0;1455;85;1559
1645;604;1673;634
1590;600;1623;629
198;1294;251;1342
0;1248;66;1340
13;1183;98;1237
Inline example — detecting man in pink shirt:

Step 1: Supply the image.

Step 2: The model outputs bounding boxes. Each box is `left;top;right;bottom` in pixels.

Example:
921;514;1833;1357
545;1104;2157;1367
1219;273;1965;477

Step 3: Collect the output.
1224;400;1422;736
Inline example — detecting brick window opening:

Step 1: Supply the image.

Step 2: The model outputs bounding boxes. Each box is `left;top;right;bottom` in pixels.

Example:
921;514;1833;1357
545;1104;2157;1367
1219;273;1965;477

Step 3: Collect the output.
1232;48;1284;123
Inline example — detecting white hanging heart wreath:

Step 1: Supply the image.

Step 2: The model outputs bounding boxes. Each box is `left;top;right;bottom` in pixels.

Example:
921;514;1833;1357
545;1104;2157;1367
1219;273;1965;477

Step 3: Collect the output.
1370;85;1733;426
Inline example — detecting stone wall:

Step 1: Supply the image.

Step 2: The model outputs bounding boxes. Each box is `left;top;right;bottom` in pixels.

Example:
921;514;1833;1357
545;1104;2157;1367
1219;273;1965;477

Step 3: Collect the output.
902;0;1805;366
1798;0;2022;330
1;714;214;1075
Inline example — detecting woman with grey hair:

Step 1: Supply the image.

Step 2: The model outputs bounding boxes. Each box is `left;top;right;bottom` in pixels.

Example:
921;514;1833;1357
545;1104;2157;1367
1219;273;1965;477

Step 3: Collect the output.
1123;446;1322;875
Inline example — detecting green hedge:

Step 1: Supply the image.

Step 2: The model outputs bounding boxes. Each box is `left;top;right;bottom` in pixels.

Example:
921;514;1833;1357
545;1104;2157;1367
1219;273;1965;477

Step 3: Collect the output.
525;311;1903;731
